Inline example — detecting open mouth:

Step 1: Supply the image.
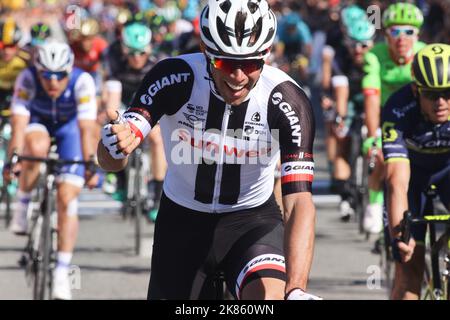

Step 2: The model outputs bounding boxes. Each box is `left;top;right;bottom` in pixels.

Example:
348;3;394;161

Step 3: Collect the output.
225;81;245;92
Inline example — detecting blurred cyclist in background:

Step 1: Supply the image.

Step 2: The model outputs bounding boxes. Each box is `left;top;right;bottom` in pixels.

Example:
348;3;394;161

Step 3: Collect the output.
0;18;28;110
324;12;376;221
22;22;52;59
274;9;312;85
362;2;426;235
103;21;165;221
69;17;108;95
320;4;366;193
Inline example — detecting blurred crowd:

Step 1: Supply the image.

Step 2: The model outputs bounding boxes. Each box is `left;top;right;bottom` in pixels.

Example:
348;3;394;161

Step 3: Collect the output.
1;0;449;86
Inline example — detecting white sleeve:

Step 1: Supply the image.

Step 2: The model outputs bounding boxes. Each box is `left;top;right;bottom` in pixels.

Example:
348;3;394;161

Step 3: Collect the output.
74;72;98;120
331;75;349;88
104;80;122;93
11;69;35;117
322;45;335;59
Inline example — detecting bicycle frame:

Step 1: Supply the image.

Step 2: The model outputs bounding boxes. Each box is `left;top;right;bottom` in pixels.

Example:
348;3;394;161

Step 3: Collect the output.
123;147;145;256
14;152;94;300
402;189;450;300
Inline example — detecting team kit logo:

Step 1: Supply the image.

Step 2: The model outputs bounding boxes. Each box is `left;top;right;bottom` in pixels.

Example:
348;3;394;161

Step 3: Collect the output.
140;73;191;106
271;92;302;147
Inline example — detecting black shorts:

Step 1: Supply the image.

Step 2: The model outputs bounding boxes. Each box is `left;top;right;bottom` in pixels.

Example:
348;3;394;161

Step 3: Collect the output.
147;192;286;300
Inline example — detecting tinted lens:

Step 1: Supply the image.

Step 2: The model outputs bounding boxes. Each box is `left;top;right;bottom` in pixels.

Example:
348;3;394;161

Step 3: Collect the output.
345;39;372;50
1;43;17;49
389;28;401;37
420;88;450;100
211;58;264;74
389;27;416;38
128;50;147;57
40;71;68;80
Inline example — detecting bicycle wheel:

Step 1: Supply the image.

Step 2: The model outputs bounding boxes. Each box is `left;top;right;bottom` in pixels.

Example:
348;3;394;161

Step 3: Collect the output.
1;184;12;228
33;190;53;300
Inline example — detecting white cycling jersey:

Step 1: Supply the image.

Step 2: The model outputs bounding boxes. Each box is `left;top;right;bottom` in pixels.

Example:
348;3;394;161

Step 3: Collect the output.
115;53;315;213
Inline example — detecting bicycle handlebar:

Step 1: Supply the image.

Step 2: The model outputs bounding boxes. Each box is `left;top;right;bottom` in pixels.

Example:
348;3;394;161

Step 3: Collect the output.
400;211;412;244
10;152;97;173
400;211;450;243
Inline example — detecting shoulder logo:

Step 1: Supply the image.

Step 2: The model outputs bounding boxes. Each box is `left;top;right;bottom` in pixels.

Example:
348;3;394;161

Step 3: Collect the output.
251;112;261;122
271;91;301;147
272;92;283;105
140;72;191;106
140;94;153;106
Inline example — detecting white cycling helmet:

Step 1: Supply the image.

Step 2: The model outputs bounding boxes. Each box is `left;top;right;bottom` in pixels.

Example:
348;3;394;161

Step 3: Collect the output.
200;0;277;59
34;41;74;73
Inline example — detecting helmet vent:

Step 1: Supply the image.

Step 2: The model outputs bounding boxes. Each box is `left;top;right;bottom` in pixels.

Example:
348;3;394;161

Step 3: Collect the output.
248;17;262;47
422;55;433;86
235;11;248;46
217;18;232;47
447;56;450;85
248;1;258;14
435;56;443;86
220;0;231;14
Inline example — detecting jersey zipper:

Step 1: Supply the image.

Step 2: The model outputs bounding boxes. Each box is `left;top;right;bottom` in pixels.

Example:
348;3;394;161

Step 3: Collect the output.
211;104;232;213
52;98;57;124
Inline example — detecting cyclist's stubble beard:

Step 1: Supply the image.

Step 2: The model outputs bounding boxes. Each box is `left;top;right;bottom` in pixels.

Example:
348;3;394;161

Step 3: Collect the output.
210;65;262;106
386;33;417;65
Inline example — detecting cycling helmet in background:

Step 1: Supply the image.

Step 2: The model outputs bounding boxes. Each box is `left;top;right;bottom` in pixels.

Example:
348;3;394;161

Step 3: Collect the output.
340;5;367;29
158;1;182;24
283;12;301;28
34;41;74;73
382;2;423;29
200;0;277;59
412;43;450;89
79;18;100;37
121;22;152;52
0;17;22;47
116;7;133;25
30;23;51;46
346;19;375;42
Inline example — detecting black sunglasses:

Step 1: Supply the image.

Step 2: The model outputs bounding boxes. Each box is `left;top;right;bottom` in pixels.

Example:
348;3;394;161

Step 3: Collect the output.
419;88;450;101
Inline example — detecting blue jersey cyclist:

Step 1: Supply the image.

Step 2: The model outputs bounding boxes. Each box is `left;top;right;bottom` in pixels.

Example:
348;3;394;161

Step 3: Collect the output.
5;41;99;300
382;43;450;300
98;0;320;300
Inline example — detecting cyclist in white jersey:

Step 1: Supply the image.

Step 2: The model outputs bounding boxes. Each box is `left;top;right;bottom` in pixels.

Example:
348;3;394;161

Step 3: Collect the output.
98;0;319;300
